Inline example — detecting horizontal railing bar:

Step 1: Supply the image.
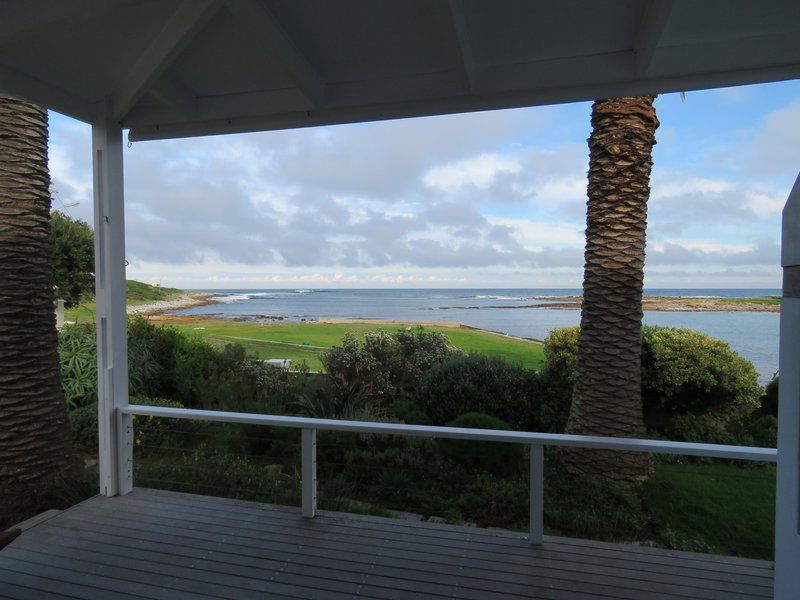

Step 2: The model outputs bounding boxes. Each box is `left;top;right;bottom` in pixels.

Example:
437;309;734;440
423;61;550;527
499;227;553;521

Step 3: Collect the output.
121;405;777;462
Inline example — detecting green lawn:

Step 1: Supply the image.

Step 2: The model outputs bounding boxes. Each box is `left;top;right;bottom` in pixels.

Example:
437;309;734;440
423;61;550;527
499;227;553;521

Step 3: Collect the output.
720;297;780;306
643;462;775;559
171;318;546;371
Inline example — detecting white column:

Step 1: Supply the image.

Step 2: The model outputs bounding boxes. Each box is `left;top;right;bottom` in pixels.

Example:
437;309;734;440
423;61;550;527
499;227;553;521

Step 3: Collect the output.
92;111;132;497
774;174;800;599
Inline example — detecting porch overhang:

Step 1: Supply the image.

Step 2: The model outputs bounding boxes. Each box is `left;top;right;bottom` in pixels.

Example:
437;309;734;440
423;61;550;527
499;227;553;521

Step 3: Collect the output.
0;0;799;140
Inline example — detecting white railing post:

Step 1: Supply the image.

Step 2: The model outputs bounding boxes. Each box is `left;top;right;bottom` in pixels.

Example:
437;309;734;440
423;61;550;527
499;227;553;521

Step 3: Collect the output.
775;174;800;600
529;444;544;545
92;108;131;497
301;428;317;518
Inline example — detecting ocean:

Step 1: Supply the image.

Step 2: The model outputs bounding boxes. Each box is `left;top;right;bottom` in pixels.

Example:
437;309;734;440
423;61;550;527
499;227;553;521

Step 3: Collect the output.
175;288;781;383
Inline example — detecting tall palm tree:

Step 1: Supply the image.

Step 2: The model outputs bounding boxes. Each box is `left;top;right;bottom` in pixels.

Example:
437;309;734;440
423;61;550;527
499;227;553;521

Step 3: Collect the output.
0;94;83;525
562;96;659;484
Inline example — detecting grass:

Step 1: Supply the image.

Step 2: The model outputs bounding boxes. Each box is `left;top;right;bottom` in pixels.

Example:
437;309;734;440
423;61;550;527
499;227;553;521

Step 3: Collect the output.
642;462;775;559
720;297;781;306
66;280;184;323
170;318;546;371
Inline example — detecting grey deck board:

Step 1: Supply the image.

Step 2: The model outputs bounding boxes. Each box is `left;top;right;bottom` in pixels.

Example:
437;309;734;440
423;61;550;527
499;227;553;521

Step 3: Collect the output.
117;490;775;580
0;488;774;600
67;496;773;589
68;499;771;598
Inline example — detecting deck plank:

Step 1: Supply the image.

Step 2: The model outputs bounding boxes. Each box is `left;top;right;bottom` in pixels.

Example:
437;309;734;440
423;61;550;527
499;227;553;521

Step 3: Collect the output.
0;488;774;600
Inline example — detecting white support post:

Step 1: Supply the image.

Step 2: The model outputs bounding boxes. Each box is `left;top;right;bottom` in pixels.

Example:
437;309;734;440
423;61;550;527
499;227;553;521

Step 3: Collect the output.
775;173;800;599
529;444;544;545
92;111;132;497
301;428;317;518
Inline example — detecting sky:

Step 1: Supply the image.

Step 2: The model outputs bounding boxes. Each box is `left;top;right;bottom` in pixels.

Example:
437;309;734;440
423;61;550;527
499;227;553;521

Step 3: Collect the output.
48;79;800;290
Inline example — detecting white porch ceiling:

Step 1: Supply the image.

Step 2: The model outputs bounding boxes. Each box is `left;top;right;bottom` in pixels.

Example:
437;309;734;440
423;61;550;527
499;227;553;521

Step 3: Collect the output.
0;0;799;140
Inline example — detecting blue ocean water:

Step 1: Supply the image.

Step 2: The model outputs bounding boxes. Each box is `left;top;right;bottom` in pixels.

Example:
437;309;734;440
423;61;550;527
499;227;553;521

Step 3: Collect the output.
175;288;781;382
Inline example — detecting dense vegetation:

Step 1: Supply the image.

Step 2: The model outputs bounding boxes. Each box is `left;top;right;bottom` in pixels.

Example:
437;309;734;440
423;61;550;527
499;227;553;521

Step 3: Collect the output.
50;211;94;307
59;318;777;559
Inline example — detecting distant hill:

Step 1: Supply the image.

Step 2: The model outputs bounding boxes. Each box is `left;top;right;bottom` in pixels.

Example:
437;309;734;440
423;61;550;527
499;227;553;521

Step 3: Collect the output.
125;280;184;303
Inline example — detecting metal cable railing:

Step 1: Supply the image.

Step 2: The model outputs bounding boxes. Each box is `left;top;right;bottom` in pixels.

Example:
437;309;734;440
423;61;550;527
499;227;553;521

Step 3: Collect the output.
121;404;777;549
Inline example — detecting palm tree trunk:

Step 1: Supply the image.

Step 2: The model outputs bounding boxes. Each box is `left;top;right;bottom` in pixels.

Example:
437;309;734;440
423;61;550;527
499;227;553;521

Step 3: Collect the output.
0;95;84;526
562;96;659;484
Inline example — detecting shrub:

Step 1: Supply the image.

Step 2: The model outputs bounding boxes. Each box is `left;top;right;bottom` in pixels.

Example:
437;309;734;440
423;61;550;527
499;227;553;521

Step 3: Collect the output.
440;412;525;475
135;443;300;505
59;323;97;409
50;210;94;307
290;378;387;421
69;396;187;452
541;326;580;383
130;397;187;448
323;328;461;400
544;466;650;540
641;327;761;424
539;326;763;434
69;401;99;450
664;413;737;446
758;376;779;417
744;415;778;448
388;398;431;425
416;354;537;429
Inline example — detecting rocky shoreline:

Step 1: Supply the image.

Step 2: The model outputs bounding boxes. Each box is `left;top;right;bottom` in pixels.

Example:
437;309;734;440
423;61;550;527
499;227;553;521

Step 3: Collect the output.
530;296;780;312
127;292;223;316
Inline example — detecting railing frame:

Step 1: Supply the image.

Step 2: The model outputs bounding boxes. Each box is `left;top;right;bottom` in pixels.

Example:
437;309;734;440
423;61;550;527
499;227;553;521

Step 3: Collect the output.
121;404;777;545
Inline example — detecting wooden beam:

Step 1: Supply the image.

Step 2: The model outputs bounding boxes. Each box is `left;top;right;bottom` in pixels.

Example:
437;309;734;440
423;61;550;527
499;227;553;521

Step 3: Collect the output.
148;77;197;120
447;0;477;93
0;62;97;122
111;0;221;122
634;0;675;75
225;0;325;108
0;0;131;47
127;58;800;142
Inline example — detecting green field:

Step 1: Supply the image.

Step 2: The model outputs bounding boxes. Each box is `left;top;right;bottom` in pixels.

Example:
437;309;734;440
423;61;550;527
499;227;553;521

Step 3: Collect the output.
720;297;781;306
642;463;775;558
171;318;546;371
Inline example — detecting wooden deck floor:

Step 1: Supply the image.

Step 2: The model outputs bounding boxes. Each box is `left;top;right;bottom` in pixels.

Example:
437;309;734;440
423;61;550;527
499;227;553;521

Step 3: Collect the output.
0;487;773;600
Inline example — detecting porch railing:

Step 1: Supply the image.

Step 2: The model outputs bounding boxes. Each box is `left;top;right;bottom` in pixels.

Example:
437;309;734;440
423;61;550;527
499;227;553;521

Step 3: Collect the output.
120;404;778;545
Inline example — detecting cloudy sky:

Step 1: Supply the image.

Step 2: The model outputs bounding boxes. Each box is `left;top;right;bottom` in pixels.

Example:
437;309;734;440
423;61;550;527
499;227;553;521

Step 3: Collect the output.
49;79;800;290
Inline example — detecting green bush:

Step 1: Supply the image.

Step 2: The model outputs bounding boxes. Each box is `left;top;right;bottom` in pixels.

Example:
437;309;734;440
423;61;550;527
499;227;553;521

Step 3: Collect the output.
135;443;300;505
415;354;569;432
758;376;779;417
388;398;431;425
50;210;94;307
69;396;187;452
59;323;97;409
544;466;650;540
290;378;387;421
664;413;737;446
323;328;461;400
745;415;778;448
641;327;761;424
439;412;525;475
540;326;763;434
69;401;99;450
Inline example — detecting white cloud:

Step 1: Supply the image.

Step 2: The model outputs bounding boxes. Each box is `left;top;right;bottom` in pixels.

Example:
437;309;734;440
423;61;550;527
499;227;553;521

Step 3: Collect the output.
488;217;585;248
423;153;521;191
